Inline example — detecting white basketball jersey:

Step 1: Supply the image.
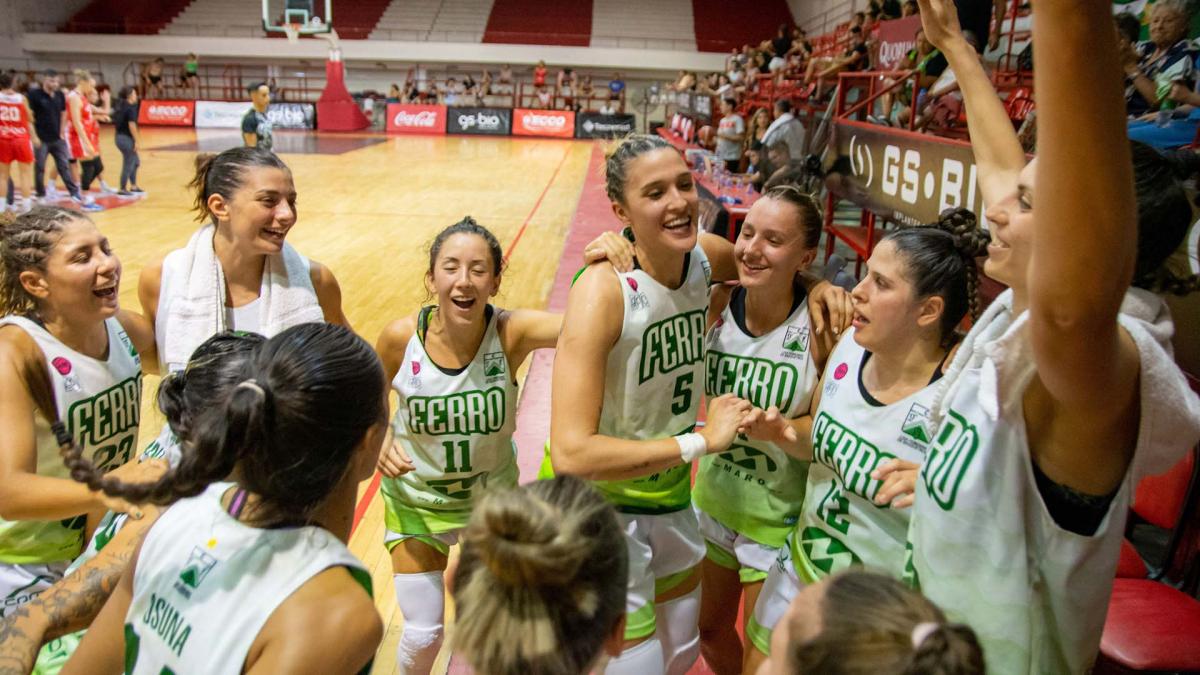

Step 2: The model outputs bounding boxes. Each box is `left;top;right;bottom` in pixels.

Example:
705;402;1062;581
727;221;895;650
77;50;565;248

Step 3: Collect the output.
382;306;518;533
789;327;940;584
693;286;818;548
592;245;711;513
0;316;142;564
907;290;1200;674
125;482;370;674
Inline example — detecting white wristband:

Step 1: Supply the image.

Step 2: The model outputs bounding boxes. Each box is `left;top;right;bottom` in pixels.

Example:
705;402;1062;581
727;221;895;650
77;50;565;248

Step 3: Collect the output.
676;432;708;463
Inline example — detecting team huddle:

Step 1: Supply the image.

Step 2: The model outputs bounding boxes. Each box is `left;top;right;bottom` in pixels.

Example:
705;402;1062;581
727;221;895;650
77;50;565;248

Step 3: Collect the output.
1;1;1199;674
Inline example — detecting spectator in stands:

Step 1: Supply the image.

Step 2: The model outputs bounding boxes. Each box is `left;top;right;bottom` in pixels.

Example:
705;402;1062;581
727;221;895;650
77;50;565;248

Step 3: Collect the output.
442;77;462;105
762;99;807;161
875;28;948;125
27;69;87;207
533;60;548;88
902;0;919;16
112;85;142;196
763;141;807;189
242;81;273;151
741;146;768;192
1115;13;1141;53
745;107;772;152
881;0;902;19
387;83;402;103
713;73;734;99
180;52;200;99
577;75;594;110
535;85;552;109
899;30;984;131
1124;0;1197;117
716;98;745;172
497;64;513;93
806;26;869;98
141;57;166;99
754;52;771;76
1129;80;1200;149
772;24;794;67
403;76;418;102
608;72;625;102
599;98;617;115
954;0;1005;53
557;68;576;110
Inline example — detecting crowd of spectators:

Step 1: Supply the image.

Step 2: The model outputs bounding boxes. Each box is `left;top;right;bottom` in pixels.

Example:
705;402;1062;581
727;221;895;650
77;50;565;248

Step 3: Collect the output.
383;63;625;112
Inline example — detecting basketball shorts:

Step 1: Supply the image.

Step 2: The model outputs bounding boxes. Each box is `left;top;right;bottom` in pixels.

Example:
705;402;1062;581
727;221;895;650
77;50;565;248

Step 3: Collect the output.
0;138;34;164
620;509;706;640
384;528;460;556
0;560;69;619
745;543;803;656
695;507;779;584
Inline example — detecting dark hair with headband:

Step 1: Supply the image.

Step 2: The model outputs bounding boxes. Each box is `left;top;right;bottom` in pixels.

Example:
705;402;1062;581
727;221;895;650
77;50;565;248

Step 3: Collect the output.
789;570;983;674
53;323;387;527
188;146;291;225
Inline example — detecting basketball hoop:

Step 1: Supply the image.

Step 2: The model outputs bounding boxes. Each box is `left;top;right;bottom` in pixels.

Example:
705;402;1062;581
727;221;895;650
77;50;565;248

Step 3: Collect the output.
284;22;301;43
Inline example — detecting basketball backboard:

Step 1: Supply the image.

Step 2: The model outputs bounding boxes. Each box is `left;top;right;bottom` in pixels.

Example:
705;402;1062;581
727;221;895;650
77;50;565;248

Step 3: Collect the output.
262;0;333;37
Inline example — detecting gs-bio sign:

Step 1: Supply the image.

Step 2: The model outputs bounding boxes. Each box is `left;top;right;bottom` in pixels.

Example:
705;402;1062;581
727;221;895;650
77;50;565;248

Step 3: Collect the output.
512;109;575;138
447;107;511;136
386;103;446;134
832;120;985;226
138;100;194;126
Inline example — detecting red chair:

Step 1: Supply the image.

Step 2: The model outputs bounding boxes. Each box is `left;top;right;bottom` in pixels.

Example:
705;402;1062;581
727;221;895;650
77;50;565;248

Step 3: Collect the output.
1115;446;1198;579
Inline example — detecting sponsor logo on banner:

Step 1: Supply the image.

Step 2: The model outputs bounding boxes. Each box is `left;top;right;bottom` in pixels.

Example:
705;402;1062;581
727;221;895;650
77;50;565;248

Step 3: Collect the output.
576;113;636;139
512;108;575;138
266;103;315;129
386;103;446;134
876;15;923;70
195;101;252;129
447;107;511;135
138;100;194;126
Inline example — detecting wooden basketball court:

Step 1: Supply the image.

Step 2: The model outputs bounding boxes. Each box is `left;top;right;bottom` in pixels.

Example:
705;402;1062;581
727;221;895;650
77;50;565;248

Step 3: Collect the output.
92;126;597;674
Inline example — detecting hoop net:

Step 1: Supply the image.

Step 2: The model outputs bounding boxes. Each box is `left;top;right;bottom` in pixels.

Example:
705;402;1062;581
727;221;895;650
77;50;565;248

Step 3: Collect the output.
284;23;301;43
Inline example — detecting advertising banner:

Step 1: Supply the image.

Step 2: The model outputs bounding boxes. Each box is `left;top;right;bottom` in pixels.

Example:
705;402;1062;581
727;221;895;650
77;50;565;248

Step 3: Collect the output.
512;108;575;138
267;102;315;129
831;120;983;226
876;15;923;71
446;106;512;135
137;100;194;126
195;101;252;129
385;103;447;134
575;113;636;139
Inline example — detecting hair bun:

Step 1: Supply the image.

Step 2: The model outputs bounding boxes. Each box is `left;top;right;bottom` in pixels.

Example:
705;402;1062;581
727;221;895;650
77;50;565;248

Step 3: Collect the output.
469;488;587;589
934;207;990;259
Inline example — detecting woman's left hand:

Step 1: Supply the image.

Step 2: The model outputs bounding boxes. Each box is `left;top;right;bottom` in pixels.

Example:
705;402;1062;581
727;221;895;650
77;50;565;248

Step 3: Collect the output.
583;230;636;272
807;280;853;337
871;458;921;508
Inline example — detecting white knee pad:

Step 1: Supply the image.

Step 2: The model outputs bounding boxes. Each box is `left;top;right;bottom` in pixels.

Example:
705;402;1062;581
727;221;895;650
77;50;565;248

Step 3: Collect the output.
656;586;702;675
604;637;665;675
393;572;446;675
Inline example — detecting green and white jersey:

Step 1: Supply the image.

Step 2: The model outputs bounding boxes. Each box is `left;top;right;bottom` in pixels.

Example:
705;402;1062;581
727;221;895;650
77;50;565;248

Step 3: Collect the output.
789;327;940;584
589;245;711;513
906;289;1200;674
382;305;518;535
125;482;371;674
693;285;817;548
0;315;142;565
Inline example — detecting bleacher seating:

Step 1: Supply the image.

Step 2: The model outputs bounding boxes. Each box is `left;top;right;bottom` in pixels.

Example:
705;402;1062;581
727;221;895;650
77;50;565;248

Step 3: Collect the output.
483;0;593;47
370;0;495;43
329;0;391;40
65;0;193;34
691;0;793;53
591;0;696;51
162;0;265;37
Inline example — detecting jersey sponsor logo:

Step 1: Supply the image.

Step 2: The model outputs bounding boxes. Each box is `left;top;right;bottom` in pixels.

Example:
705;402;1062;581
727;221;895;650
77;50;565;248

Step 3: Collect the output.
1;574;55;617
799;526;862;575
625;278;638;292
713;444;777;482
811;412;896;501
175;547;218;598
833;363;849;380
407;387;507;436
427;471;490;501
142;592;193;657
705;349;799;411
781;325;810;358
52;356;72;375
638;310;706;384
921;408;979;511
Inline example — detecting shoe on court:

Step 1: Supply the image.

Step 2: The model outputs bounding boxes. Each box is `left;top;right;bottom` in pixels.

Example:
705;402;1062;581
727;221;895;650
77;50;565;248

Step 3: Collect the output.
118;190;133;197
80;202;104;212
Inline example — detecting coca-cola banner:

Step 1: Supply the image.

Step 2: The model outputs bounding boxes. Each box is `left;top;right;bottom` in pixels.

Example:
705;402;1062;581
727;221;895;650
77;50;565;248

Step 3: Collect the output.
876;15;922;71
386;103;447;134
138;100;194;126
575;113;636;139
446;107;512;136
267;102;315;130
512;108;576;138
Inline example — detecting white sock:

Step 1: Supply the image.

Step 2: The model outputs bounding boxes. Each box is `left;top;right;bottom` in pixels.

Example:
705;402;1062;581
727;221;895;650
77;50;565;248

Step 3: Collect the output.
604;637;664;675
393;571;445;675
656;586;702;675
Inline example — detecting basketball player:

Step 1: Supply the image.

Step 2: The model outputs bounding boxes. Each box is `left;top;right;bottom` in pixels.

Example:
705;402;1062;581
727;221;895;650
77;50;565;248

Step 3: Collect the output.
0;71;38;213
0;206;155;620
548;135;851;675
62;323;386;674
374;217;561;675
138;146;349;375
0;332;264;675
64;72;97;194
742;209;989;674
906;1;1200;672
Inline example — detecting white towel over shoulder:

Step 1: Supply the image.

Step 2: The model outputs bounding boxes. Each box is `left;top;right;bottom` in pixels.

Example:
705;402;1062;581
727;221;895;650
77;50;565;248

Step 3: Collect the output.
156;224;325;372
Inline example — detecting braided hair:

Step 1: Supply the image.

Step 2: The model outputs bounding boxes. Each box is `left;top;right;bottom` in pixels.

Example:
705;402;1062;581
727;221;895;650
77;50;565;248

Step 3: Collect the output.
0;207;88;318
882;208;990;347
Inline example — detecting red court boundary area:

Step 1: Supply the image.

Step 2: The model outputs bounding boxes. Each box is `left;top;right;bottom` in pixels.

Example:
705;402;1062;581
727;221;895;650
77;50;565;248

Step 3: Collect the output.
350;144;577;536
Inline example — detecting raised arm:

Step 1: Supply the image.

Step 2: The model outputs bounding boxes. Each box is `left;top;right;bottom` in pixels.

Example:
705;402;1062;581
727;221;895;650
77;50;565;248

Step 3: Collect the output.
918;0;1026;206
